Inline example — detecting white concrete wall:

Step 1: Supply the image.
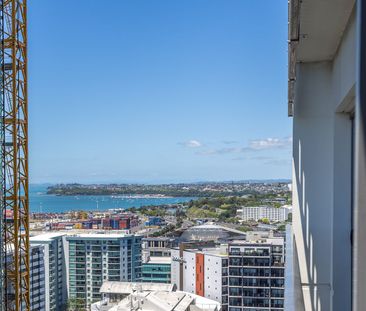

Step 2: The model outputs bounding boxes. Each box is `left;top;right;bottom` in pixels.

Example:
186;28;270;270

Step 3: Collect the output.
43;244;50;311
170;249;181;289
183;251;196;294
204;254;222;303
63;236;70;299
293;10;356;311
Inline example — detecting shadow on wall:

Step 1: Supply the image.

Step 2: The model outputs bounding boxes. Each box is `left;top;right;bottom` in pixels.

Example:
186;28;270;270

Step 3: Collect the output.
293;138;329;311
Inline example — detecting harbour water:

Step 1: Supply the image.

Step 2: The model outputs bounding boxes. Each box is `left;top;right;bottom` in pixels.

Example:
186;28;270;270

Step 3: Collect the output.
30;184;195;213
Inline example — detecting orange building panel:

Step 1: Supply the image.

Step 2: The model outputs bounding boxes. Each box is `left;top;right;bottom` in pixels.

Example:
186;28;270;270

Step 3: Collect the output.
196;253;205;296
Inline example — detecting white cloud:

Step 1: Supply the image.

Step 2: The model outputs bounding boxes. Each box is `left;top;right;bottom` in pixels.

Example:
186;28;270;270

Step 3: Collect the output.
196;137;292;156
222;140;238;145
197;147;239;155
179;140;202;148
264;158;292;166
248;137;292;150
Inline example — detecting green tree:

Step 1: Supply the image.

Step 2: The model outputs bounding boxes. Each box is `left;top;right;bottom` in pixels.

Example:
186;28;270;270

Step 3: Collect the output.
67;298;85;311
287;213;292;222
277;224;286;231
238;225;251;232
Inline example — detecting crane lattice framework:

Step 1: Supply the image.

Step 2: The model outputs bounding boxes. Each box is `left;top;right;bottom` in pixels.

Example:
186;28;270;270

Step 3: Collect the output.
0;0;30;311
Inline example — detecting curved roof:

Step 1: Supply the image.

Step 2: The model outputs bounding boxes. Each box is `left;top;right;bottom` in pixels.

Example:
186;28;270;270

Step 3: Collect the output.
180;223;245;242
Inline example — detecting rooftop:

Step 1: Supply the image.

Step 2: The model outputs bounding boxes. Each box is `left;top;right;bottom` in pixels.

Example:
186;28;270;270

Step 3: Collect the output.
179;223;246;242
147;257;172;264
30;232;66;242
30;231;142;241
143;237;175;242
230;236;284;246
92;283;220;311
99;282;175;295
67;233;136;239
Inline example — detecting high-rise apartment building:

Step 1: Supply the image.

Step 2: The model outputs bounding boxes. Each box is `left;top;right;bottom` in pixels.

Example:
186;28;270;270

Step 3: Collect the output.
171;236;285;311
66;233;142;308
288;0;366;310
226;240;285;310
29;244;46;311
6;244;47;311
30;233;68;311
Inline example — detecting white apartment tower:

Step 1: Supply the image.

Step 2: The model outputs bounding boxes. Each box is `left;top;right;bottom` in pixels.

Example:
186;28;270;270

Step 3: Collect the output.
30;233;68;311
66;233;142;309
29;244;46;311
289;0;366;310
237;206;291;222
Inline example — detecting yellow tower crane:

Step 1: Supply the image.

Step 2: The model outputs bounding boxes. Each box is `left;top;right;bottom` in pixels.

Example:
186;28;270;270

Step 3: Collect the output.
0;0;30;310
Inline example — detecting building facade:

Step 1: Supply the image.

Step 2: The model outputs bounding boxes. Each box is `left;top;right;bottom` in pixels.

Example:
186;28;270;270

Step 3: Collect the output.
237;206;291;222
171;246;226;304
288;0;360;310
66;233;142;308
141;237;175;284
29;244;46;311
142;237;175;261
7;244;47;311
30;233;68;311
171;237;285;311
226;240;285;310
141;257;171;283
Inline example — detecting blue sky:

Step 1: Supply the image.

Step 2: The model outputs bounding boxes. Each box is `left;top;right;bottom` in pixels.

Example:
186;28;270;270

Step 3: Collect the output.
28;0;291;184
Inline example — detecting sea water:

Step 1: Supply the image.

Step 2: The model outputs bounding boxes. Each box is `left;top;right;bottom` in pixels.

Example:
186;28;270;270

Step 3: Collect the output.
30;184;194;213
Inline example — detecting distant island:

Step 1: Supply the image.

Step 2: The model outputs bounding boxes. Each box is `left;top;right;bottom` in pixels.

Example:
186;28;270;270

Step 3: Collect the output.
47;181;290;197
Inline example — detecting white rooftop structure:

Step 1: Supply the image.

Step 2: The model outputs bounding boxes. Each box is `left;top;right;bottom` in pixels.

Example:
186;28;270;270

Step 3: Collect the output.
29;232;66;242
68;232;136;239
99;282;175;295
147;256;172;264
92;282;220;311
180;223;246;242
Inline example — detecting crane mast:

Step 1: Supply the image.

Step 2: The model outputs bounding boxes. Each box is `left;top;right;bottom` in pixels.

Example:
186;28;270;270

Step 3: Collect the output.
0;0;30;310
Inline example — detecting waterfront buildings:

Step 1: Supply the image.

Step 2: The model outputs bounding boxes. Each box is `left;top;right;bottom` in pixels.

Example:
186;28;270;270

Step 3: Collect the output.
288;0;363;310
66;233;142;308
30;233;67;311
171;235;285;311
91;281;221;311
45;213;139;231
236;206;292;223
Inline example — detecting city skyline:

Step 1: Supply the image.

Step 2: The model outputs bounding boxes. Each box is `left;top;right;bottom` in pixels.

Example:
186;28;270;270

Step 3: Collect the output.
28;0;291;183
